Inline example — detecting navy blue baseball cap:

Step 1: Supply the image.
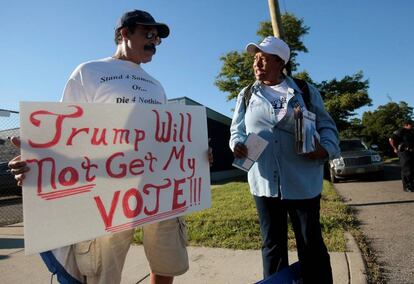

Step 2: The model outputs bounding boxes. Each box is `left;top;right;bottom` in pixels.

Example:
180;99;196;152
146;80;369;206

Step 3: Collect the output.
115;10;170;38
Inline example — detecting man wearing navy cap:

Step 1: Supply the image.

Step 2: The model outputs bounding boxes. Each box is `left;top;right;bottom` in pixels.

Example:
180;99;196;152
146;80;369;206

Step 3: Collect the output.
9;10;188;284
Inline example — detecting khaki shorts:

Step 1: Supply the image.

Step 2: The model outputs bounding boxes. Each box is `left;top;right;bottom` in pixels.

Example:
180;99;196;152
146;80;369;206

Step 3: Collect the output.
73;217;188;283
143;217;189;276
74;229;134;284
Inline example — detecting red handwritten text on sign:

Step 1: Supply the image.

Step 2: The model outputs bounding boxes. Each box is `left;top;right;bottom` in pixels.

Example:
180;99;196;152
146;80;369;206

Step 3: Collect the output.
24;104;205;233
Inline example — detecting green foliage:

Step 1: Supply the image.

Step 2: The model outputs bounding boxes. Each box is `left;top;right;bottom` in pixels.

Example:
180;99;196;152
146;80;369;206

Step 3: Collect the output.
340;118;364;139
361;101;413;155
292;70;315;85
215;52;254;101
317;71;371;132
257;13;310;72
214;15;372;136
319;181;355;251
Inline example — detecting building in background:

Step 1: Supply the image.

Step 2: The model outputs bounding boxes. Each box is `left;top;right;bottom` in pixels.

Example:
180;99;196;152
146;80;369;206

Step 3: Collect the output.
168;97;244;182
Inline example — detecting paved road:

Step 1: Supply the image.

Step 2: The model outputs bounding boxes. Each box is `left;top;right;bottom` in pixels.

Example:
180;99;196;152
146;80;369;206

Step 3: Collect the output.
334;163;414;283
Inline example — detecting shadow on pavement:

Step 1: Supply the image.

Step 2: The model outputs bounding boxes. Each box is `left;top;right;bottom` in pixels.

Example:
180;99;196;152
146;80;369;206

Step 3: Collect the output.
348;199;414;207
383;164;402;181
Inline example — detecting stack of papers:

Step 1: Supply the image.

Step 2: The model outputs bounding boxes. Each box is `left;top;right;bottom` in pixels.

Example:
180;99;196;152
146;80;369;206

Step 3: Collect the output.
232;133;269;172
295;107;319;154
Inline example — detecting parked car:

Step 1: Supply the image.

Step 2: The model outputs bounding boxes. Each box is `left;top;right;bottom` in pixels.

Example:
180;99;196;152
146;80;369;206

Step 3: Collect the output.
328;138;384;183
0;161;21;196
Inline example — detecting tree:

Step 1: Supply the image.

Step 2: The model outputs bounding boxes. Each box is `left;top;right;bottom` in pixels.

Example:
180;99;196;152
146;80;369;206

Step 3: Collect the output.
215;13;372;135
316;71;371;132
215;13;309;101
361;101;413;155
292;70;314;84
341;118;364;139
256;14;309;72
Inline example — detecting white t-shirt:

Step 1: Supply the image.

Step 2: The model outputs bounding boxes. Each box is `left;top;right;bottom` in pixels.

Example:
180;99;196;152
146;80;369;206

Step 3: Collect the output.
262;79;289;122
51;57;167;281
61;57;167;104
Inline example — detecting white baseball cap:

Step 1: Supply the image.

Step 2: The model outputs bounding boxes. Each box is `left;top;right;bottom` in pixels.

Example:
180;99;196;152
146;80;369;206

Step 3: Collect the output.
246;36;290;64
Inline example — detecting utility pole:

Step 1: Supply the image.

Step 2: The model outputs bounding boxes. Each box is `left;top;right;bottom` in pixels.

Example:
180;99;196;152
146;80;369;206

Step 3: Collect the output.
267;0;284;39
267;0;291;75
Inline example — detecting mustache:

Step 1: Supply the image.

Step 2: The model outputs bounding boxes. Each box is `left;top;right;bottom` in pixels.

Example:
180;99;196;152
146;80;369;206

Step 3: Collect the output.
144;44;156;54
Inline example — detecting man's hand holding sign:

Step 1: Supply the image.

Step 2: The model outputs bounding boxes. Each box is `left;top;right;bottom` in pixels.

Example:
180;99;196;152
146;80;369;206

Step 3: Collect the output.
19;102;211;254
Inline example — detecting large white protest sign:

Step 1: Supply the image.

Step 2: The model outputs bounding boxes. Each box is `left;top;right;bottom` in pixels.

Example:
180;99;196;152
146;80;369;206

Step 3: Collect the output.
20;102;211;254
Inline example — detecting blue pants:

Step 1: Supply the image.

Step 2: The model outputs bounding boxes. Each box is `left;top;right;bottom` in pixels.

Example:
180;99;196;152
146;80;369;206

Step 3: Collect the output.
254;194;333;284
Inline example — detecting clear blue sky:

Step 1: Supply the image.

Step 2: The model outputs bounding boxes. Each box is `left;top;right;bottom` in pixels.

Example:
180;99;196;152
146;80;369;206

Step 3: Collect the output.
1;0;413;119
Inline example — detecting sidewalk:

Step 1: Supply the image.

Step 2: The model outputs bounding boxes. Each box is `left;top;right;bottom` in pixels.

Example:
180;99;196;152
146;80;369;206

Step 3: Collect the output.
0;223;366;283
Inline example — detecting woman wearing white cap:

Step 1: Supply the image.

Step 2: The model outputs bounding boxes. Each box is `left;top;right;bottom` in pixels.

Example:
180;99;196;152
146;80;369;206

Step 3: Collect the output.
229;36;340;283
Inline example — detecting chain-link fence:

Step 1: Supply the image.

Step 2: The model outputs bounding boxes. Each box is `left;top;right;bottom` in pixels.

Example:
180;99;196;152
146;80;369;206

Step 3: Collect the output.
0;109;22;226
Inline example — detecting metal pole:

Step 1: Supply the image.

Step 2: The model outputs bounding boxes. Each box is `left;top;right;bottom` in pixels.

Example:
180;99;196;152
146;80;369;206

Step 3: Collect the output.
267;0;291;75
267;0;284;39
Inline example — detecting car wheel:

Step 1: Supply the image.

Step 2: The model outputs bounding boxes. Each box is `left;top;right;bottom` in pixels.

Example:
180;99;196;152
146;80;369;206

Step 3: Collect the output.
375;170;385;181
330;168;338;183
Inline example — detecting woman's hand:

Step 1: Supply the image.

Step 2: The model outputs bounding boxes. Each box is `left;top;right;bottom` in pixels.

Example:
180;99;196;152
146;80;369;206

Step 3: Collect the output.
233;142;248;159
303;139;328;160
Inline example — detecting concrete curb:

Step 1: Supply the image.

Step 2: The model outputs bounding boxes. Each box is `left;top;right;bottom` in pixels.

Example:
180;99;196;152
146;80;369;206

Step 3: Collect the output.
345;232;368;284
0;223;367;283
122;247;352;284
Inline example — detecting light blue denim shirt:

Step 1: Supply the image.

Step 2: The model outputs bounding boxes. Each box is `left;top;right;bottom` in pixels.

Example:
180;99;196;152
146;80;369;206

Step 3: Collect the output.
229;77;340;199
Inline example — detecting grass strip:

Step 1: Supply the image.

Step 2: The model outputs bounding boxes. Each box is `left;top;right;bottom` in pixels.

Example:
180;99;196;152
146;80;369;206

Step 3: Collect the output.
133;179;384;282
134;180;354;252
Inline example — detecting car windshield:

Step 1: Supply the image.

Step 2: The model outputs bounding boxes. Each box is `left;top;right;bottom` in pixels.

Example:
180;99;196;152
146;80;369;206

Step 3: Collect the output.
339;140;367;151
